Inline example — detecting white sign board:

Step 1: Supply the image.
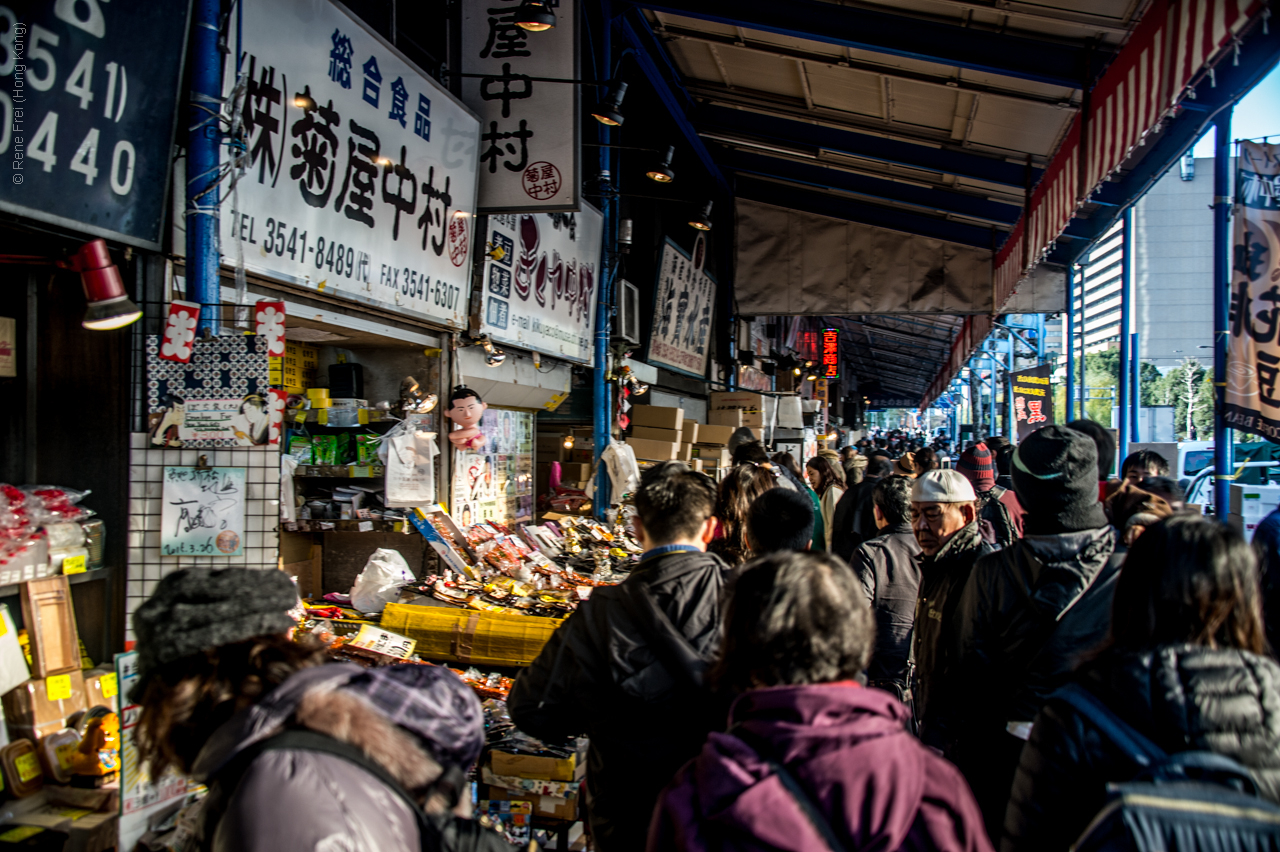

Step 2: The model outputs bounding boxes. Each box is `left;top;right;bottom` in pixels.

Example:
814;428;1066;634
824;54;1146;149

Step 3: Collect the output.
480;207;601;364
649;237;716;378
161;467;248;557
117;651;189;848
223;0;481;327
462;0;579;211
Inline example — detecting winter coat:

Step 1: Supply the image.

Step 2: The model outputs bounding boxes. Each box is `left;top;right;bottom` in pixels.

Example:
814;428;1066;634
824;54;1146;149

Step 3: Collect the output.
830;477;881;562
1002;644;1280;852
844;454;868;486
805;487;826;554
851;522;922;685
508;549;728;852
647;683;994;852
945;527;1123;834
818;485;844;551
190;665;457;852
913;521;996;747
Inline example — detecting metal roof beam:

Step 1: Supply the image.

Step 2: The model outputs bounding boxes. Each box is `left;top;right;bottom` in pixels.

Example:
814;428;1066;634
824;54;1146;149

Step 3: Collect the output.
722;150;1022;225
631;0;1104;88
702;105;1041;189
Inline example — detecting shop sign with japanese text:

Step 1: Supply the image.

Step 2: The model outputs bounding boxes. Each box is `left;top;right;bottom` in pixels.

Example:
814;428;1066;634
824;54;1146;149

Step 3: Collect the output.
461;0;578;212
480;205;601;365
0;1;190;248
222;0;480;327
1011;364;1053;442
1226;141;1280;441
649;237;715;378
821;327;840;379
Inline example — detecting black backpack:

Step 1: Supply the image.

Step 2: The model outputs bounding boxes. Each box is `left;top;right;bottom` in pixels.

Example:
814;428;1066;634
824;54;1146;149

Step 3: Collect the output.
1053;683;1280;851
979;486;1018;548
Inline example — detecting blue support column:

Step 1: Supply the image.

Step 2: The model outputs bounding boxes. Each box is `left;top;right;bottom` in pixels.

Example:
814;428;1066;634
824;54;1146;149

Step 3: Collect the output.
1118;207;1132;461
1006;333;1015;438
186;0;223;336
1130;331;1141;442
1065;266;1075;422
1213;109;1234;516
593;1;616;519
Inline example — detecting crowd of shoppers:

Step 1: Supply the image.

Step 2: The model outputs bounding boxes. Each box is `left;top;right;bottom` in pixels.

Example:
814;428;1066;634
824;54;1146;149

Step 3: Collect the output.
125;421;1280;852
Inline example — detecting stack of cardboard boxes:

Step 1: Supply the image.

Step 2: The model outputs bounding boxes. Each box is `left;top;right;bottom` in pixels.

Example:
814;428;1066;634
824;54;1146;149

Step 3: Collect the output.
479;739;589;834
626;406;741;475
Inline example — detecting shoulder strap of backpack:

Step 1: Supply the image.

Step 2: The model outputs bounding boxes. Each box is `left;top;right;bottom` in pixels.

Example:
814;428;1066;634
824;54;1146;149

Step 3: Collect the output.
1050;683;1166;767
731;726;849;852
617;580;708;689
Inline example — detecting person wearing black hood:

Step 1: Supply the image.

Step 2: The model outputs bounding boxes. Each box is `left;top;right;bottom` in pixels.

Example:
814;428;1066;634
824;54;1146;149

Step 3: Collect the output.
944;425;1124;838
831;455;896;562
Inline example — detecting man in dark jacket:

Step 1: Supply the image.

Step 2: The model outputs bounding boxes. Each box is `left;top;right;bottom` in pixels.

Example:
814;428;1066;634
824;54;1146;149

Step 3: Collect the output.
945;425;1124;837
909;469;995;750
956;442;1024;546
850;475;921;691
831;455;895;561
508;462;726;852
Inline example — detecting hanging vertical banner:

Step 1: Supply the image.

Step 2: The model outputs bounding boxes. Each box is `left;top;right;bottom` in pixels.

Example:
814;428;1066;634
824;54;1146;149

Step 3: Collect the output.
461;0;579;212
821;327;840;379
220;0;481;328
1225;141;1280;441
1011;364;1054;442
480;205;602;364
649;238;716;378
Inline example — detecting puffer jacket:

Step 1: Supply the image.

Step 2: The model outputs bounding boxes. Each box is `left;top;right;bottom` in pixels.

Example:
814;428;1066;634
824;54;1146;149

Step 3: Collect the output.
945;526;1123;834
1002;645;1280;852
508;549;728;852
851;522;922;685
648;684;994;852
913;521;995;747
190;664;488;852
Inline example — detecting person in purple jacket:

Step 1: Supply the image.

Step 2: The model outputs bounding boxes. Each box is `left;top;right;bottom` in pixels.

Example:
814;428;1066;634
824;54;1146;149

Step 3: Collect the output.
647;551;994;852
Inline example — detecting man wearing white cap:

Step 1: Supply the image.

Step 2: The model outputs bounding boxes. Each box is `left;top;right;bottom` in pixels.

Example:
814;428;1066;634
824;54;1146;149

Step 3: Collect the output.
909;469;995;753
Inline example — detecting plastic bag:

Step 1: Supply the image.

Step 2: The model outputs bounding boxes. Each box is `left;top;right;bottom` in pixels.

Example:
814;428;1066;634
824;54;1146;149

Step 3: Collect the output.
349;548;414;613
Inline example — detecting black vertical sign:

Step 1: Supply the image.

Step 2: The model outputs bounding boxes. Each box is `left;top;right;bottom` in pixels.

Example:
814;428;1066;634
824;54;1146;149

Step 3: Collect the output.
1011;364;1054;442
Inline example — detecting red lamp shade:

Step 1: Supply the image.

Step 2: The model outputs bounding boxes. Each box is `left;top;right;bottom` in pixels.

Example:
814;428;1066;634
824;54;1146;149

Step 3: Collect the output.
74;240;141;330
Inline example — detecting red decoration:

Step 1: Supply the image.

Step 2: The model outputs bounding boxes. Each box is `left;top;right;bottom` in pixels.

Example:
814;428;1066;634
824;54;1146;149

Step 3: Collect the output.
158;300;201;363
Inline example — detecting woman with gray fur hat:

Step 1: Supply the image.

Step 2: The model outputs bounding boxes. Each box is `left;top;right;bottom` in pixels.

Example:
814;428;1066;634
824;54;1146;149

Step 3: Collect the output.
131;567;518;851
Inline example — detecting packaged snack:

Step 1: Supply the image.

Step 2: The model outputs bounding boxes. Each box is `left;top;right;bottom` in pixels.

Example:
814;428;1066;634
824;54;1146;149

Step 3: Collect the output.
288;436;313;464
312;435;339;464
356;432;381;464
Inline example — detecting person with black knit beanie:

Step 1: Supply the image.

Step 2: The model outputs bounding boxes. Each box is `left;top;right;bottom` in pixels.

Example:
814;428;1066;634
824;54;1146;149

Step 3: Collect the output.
938;425;1124;841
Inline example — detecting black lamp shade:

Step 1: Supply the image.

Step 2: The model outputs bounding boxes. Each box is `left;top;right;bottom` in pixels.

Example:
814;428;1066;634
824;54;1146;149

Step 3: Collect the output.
514;0;556;31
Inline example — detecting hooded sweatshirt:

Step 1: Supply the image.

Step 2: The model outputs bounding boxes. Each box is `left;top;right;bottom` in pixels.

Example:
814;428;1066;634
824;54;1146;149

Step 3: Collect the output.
648;684;994;852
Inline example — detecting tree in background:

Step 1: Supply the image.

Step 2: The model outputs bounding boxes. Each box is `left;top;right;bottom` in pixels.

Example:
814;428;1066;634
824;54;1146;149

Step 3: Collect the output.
1146;357;1215;440
1055;349;1165;425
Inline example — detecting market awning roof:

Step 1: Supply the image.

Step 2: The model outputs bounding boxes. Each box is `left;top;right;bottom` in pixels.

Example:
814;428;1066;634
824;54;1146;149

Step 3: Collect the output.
616;0;1279;406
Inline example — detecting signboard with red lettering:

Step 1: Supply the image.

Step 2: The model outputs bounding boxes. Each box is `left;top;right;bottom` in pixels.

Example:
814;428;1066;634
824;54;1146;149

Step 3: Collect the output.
1011;364;1053;442
821;327;840;379
461;0;578;212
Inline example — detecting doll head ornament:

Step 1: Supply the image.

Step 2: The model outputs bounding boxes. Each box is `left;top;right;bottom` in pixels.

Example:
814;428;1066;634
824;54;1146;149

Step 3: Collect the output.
445;386;487;450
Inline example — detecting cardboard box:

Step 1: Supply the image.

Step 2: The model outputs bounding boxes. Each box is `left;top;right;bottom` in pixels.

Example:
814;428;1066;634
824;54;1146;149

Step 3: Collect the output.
491;748;584;782
710;392;766;428
627;438;680;461
694;448;731;467
696;424;736;446
483;784;579;821
629;405;684;431
21;576;81;678
381;603;564;667
678;443;693;462
708;409;742;428
683;422;699;444
3;670;87;728
82;668;119;714
630;426;682;443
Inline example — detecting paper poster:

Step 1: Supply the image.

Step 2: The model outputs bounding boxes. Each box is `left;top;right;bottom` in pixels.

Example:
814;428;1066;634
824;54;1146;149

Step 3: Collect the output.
147;335;278;448
160;467;247;557
649;237;716;378
451;407;533;526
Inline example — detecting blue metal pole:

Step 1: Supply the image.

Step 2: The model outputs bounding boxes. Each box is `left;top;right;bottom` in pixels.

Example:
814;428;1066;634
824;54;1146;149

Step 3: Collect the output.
186;0;222;336
1118;207;1132;462
1130;331;1141;442
1065;266;1075;421
593;1;615;519
1006;332;1014;438
1213;109;1233;516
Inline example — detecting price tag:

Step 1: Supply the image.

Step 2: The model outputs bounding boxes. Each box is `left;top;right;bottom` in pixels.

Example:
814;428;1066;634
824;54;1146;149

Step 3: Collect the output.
352;466;372;478
293;411;307;424
62;555;87;575
46;674;73;701
100;673;119;699
14;752;39;783
349;625;416;660
317;410;329;426
55;742;79;771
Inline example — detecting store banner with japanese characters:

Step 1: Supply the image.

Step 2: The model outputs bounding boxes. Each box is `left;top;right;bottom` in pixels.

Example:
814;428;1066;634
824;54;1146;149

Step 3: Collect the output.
1010;364;1053;442
0;2;190;248
222;0;481;327
461;0;578;211
480;206;601;364
1226;142;1280;442
649;237;716;378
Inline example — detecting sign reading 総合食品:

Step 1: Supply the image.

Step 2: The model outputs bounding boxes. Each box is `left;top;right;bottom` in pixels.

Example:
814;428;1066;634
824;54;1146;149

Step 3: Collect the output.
1225;141;1280;443
649;237;716;379
480;205;601;366
1011;364;1054;442
461;0;578;212
218;0;480;328
0;2;191;248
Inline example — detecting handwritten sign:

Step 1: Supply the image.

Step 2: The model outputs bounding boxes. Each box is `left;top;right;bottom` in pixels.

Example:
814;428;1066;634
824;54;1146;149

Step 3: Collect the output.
160;467;247;557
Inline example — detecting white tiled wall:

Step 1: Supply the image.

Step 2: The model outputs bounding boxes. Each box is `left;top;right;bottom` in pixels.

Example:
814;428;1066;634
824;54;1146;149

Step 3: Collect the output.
126;433;280;640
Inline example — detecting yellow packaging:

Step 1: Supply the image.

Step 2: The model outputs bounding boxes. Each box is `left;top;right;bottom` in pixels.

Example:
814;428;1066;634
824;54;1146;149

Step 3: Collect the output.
380;604;563;667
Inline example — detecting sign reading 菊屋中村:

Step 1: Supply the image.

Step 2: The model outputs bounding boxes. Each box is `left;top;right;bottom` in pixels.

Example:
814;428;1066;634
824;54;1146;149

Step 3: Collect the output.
480;205;601;365
221;0;480;328
649;237;716;378
1225;141;1280;442
0;2;190;248
461;0;578;212
1011;364;1054;442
